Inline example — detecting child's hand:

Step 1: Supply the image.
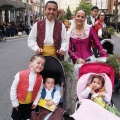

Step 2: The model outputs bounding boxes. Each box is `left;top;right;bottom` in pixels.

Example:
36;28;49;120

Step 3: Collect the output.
98;92;105;98
89;83;95;90
46;100;54;106
14;107;19;111
31;104;36;109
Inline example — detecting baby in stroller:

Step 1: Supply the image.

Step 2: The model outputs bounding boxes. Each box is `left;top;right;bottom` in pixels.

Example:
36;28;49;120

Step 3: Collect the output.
81;75;110;108
31;56;65;120
31;77;64;120
71;63;120;120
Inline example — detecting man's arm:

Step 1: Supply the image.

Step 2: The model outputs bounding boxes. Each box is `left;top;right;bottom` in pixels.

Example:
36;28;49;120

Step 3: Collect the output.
60;23;67;51
28;22;39;52
57;23;67;56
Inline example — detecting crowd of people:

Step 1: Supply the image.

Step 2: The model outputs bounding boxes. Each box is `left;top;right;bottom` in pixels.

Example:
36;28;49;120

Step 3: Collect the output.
0;21;30;38
9;0;120;120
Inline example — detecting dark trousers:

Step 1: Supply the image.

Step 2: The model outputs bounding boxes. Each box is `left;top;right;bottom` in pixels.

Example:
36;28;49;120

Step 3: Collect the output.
11;103;32;120
92;45;98;58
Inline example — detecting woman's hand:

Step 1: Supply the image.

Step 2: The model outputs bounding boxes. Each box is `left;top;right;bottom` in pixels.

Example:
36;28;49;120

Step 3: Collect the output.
77;58;86;64
46;100;54;106
103;49;107;53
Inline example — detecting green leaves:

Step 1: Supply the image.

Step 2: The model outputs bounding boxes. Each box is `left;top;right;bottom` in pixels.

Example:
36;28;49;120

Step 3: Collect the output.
74;0;92;15
106;54;120;75
65;6;72;20
105;26;116;35
61;61;74;78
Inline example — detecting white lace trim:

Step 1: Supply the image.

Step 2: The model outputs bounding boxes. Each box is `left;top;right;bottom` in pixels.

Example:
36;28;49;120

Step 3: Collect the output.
70;23;91;39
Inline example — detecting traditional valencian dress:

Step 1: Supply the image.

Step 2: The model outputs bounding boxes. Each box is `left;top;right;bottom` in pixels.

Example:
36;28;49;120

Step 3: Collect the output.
28;18;66;59
68;25;106;64
64;23;107;114
10;69;43;120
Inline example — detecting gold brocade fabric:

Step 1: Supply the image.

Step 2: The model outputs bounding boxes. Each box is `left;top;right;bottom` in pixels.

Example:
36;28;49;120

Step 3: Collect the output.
19;92;32;104
42;45;57;57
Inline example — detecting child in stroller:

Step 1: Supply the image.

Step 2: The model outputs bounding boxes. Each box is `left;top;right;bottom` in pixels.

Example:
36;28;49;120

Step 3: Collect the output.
71;63;120;120
31;56;65;120
31;76;64;120
81;75;110;108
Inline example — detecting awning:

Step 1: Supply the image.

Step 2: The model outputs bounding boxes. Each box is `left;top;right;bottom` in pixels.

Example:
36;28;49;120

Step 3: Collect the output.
0;0;32;10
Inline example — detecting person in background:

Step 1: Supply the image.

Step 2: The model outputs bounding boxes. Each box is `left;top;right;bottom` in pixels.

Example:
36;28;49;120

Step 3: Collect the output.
28;1;66;60
63;19;71;31
24;21;30;35
86;6;99;27
94;11;111;40
86;6;99;58
10;55;45;120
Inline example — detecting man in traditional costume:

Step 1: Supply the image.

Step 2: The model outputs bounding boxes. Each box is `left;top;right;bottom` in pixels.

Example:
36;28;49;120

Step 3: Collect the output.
86;6;99;26
86;6;99;58
28;1;66;59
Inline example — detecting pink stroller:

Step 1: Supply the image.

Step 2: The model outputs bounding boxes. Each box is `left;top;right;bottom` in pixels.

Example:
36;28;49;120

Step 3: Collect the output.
71;63;120;120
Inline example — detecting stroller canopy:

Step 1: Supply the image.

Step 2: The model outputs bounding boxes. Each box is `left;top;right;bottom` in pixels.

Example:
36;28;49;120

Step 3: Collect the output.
77;72;113;102
40;56;65;85
79;62;114;87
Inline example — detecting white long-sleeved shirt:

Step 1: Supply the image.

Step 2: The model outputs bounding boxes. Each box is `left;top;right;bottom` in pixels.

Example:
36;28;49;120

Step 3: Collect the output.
28;18;67;52
85;15;96;26
44;88;61;106
10;71;43;107
81;87;110;103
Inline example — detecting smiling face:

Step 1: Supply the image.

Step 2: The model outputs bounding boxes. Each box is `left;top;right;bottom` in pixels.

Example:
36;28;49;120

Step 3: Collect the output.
74;10;86;27
44;78;55;90
91;78;103;90
44;3;58;21
99;12;105;21
30;57;45;73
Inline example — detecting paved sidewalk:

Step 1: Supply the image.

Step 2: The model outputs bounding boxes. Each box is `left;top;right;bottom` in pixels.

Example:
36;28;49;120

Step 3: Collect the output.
115;32;120;38
4;33;120;41
6;35;28;40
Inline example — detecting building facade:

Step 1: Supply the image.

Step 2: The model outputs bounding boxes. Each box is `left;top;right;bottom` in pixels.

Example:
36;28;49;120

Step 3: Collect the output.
56;0;81;12
0;0;45;25
0;0;32;23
